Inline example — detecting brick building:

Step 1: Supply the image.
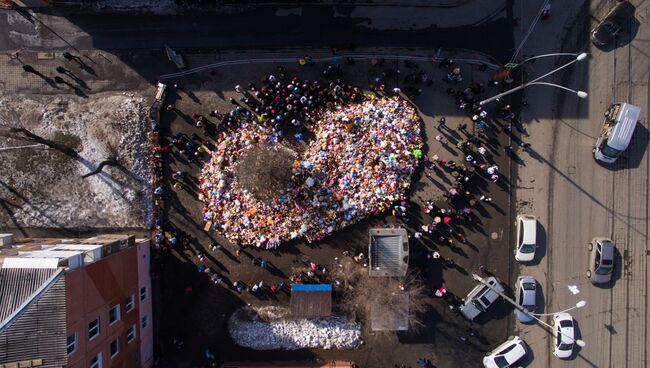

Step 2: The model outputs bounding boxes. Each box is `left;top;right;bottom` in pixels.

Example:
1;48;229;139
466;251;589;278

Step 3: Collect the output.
0;234;153;368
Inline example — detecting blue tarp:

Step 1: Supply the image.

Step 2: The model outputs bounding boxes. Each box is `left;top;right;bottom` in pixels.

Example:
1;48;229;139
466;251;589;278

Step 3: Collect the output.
291;284;332;292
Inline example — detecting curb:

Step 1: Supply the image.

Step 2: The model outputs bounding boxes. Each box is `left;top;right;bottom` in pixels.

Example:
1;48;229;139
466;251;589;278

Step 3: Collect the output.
159;51;502;80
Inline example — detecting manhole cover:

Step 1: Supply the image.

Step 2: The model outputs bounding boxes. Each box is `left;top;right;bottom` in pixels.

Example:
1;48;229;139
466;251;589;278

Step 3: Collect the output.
491;232;498;240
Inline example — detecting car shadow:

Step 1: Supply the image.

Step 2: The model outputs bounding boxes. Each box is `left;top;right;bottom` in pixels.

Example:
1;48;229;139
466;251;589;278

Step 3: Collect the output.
568;318;584;360
536;278;547;317
611;246;623;288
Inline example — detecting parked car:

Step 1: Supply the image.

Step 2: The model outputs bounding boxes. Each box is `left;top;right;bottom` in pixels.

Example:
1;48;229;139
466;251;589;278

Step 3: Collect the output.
483;336;528;368
515;215;537;262
591;1;635;47
460;276;504;320
514;276;537;323
552;313;576;359
587;237;616;284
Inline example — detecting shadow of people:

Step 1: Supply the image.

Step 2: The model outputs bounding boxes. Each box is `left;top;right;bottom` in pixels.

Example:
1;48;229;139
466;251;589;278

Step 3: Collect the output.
56;66;91;90
54;76;88;98
63;51;96;76
22;64;59;89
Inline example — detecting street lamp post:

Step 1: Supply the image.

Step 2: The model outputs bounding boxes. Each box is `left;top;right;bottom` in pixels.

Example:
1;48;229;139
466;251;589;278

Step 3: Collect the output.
526;82;588;99
506;52;587;70
479;52;589;106
530;300;587;316
471;274;587;347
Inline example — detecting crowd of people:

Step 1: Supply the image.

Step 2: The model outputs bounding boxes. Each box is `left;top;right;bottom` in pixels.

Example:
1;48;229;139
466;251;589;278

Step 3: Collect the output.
199;78;423;247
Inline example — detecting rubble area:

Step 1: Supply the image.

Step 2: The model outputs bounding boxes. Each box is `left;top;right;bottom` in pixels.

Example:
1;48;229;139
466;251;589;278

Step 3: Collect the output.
0;93;153;229
228;306;362;350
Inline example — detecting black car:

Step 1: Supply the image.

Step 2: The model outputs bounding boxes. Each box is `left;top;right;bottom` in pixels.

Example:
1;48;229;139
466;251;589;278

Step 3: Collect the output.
591;1;635;47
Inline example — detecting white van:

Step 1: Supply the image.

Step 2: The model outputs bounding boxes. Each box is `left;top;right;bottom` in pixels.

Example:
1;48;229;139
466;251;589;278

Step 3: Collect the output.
594;102;641;163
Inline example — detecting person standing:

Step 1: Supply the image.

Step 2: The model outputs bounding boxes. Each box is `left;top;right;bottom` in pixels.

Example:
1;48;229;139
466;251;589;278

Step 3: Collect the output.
437;117;447;130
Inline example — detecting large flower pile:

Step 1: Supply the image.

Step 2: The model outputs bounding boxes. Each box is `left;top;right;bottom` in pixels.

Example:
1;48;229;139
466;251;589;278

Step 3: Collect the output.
200;96;422;247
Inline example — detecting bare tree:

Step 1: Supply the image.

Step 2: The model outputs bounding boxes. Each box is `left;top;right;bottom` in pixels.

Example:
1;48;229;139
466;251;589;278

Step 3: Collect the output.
332;258;428;332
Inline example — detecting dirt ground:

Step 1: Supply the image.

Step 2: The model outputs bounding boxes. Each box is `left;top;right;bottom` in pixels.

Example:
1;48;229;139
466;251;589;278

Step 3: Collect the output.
0;92;154;232
155;53;514;368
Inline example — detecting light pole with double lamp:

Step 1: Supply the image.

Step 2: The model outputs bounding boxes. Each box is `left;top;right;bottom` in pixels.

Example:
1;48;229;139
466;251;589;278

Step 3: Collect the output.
479;52;589;106
471;274;587;347
504;52;589;70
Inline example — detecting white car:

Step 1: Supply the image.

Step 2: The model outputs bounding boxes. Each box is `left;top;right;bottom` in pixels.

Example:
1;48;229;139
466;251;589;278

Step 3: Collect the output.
483;336;528;368
515;215;537;262
553;313;576;359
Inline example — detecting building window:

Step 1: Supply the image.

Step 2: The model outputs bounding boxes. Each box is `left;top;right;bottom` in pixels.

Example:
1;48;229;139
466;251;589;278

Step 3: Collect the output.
88;317;100;340
127;324;136;343
141;315;148;329
66;333;77;355
89;352;103;368
110;338;120;358
125;294;135;312
109;304;121;325
140;286;147;301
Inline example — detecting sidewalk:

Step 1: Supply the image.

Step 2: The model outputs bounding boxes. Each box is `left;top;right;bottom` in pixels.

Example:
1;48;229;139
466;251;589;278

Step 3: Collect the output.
0;50;165;95
161;47;502;80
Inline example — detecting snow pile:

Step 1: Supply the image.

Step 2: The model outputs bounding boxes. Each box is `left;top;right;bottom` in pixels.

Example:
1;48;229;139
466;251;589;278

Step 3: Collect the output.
229;307;362;350
0;93;153;229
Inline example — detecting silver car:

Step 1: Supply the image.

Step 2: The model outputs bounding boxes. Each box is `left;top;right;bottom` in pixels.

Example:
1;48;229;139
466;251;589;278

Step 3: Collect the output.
514;276;537;323
587;237;615;284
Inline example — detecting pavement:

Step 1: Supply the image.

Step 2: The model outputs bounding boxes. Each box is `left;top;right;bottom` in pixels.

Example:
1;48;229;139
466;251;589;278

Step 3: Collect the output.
154;49;514;367
510;0;650;367
0;2;515;61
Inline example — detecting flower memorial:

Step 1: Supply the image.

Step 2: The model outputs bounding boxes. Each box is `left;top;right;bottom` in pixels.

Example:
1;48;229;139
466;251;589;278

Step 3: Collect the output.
200;81;423;247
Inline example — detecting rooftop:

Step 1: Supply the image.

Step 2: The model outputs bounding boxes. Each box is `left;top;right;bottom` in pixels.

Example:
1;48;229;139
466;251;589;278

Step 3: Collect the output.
368;228;409;277
0;234;136;269
0;267;61;326
290;284;332;318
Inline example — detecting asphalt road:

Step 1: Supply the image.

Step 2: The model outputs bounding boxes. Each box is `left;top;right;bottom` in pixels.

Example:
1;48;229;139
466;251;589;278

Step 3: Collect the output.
0;3;515;61
513;0;650;367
